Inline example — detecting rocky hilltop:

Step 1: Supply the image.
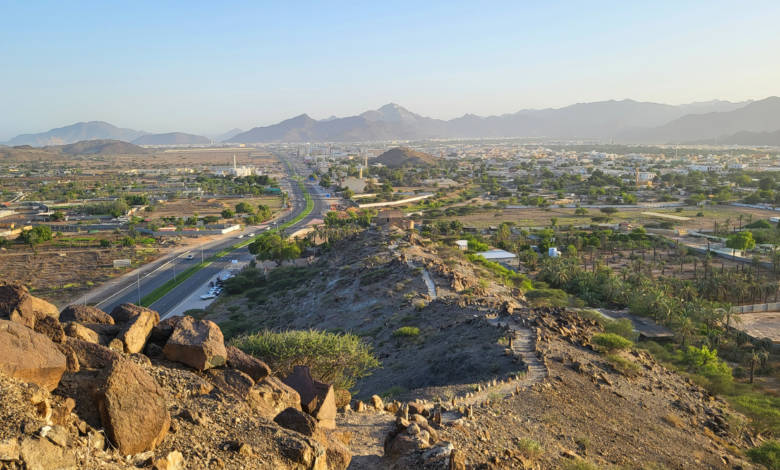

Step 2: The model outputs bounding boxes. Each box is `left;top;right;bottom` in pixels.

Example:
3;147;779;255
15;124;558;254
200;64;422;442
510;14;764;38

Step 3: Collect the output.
0;283;353;469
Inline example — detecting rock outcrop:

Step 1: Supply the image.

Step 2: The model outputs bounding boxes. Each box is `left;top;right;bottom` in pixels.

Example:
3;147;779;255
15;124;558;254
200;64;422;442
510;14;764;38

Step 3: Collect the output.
111;303;159;354
163;316;226;370
0;319;66;391
95;359;170;455
227;345;271;381
283;365;338;430
60;304;115;325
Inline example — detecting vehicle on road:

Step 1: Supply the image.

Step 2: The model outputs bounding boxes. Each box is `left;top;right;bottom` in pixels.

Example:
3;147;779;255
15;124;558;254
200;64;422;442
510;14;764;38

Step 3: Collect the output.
200;293;216;300
185;253;194;260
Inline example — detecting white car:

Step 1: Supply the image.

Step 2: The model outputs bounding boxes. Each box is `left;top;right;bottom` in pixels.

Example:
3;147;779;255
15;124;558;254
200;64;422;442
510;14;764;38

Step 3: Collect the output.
200;293;216;300
185;254;194;260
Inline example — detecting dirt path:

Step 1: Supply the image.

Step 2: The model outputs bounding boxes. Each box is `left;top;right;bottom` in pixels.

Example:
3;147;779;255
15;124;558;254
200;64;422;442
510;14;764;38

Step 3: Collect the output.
339;314;548;469
405;259;437;299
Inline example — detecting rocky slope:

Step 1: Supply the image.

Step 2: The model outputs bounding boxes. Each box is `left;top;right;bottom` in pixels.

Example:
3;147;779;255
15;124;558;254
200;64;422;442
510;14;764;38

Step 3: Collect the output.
207;227;762;469
0;283;353;469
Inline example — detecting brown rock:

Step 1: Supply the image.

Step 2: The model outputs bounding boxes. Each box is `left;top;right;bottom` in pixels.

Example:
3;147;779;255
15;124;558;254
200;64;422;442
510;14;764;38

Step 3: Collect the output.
249;376;301;418
96;359;170;455
60;304;114;324
319;432;352;470
63;322;100;344
112;304;159;354
274;407;318;436
153;450;184;470
0;320;66;391
30;297;60;320
226;345;271;381
0;283;37;328
206;368;254;399
0;438;20;461
371;394;384;410
64;337;119;369
19;436;76;470
33;315;65;343
149;316;182;345
282;365;337;429
163;316;226;370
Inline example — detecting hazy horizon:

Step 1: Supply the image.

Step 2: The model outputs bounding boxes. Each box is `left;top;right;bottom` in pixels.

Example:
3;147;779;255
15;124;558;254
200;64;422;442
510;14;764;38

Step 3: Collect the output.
2;1;779;140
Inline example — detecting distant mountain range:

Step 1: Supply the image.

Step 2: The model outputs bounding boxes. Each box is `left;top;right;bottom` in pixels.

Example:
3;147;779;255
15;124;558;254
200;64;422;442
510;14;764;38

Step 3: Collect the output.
7;97;780;146
4;121;213;147
230;98;780;144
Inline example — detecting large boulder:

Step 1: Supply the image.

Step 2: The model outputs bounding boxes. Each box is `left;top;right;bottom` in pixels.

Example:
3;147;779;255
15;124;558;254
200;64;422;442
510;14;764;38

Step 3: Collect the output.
250;377;302;419
60;305;114;325
33;315;65;343
149;316;182;346
0;283;37;328
0;320;66;391
274;407;318;436
30;296;60;320
206;368;255;399
95;359;170;455
111;304;159;354
63;322;100;344
63;337;119;370
163;316;226;370
226;345;271;381
282;366;337;429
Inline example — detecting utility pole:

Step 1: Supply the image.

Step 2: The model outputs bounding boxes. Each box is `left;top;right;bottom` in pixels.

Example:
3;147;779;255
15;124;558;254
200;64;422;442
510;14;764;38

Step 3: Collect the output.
136;271;140;304
201;247;204;264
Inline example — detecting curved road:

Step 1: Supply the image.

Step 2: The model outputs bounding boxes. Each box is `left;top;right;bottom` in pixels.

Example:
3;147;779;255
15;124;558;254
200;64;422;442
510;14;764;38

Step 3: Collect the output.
83;157;332;316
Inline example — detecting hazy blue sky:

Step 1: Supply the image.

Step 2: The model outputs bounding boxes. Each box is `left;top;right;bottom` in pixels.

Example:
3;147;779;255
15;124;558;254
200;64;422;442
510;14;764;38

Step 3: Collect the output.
1;1;779;139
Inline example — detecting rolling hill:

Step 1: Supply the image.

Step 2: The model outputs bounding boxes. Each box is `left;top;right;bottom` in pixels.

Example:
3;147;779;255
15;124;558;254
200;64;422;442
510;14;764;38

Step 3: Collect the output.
132;132;210;146
56;139;149;155
374;147;439;168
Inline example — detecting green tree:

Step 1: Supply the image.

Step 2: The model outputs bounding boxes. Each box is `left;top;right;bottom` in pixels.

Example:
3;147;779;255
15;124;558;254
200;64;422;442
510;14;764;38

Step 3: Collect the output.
19;226;53;247
726;231;755;257
235;202;255;214
248;234;301;264
256;204;272;221
221;208;235;219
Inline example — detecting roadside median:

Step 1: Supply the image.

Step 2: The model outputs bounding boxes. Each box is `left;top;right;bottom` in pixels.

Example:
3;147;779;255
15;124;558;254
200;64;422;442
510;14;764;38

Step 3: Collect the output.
140;178;312;307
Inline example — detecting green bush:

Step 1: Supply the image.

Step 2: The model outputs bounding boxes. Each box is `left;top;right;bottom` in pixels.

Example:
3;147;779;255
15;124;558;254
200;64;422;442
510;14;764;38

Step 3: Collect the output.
604;318;637;341
591;332;633;352
393;326;420;338
746;441;780;470
526;288;569;307
231;329;380;390
681;345;733;394
516;438;542;459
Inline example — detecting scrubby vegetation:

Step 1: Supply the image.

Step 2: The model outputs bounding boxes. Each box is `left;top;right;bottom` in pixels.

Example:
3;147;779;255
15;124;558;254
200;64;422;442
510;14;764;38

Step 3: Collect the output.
591;333;633;352
231;329;380;391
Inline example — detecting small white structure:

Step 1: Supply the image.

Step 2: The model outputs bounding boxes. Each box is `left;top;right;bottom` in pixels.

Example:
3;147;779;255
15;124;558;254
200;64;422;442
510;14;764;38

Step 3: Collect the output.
455;240;468;251
113;259;131;268
548;247;560;258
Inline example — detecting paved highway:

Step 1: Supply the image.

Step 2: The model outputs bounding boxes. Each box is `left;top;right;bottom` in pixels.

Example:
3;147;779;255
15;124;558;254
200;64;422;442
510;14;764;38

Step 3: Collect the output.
84;157;332;316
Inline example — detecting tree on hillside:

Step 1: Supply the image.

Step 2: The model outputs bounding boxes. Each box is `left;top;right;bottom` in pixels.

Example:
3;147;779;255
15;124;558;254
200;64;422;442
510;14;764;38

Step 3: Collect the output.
221;208;235;219
248;234;301;264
